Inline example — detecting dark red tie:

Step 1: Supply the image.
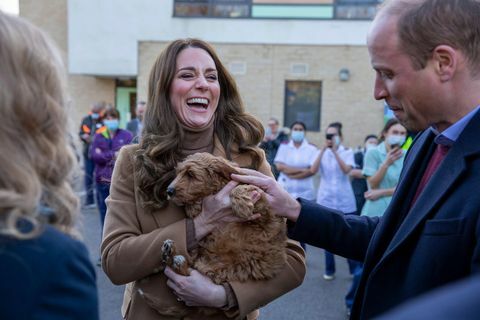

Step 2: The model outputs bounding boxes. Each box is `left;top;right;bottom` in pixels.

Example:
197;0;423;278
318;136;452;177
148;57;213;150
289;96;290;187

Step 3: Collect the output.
411;143;450;206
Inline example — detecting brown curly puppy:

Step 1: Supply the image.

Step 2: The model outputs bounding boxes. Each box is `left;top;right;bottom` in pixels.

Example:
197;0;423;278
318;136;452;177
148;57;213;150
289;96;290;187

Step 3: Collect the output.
164;152;287;285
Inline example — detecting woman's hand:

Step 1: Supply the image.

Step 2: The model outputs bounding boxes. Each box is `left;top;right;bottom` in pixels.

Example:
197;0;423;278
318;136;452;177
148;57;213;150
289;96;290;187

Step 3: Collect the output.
165;267;227;308
323;139;333;150
194;181;261;241
231;168;301;222
384;147;403;166
364;189;385;200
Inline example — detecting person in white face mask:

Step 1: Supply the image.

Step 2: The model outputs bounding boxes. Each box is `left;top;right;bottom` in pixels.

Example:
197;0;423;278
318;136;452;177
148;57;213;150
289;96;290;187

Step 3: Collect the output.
274;121;318;250
309;122;360;285
274;121;318;200
361;118;407;218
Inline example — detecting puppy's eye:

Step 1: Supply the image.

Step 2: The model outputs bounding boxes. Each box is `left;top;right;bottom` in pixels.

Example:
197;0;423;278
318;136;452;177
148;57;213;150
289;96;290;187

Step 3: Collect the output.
187;170;194;178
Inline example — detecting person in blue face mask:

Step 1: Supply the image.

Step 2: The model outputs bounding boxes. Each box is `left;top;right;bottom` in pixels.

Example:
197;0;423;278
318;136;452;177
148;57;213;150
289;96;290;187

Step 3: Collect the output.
90;107;132;257
274;121;318;250
361;118;407;218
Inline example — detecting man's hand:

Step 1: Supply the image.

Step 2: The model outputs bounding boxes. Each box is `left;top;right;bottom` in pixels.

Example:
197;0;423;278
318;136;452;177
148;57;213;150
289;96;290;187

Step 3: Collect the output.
231;168;301;222
194;181;261;241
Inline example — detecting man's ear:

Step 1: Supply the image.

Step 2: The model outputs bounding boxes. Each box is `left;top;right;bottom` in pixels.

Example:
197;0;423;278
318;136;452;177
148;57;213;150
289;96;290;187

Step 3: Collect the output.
431;45;458;82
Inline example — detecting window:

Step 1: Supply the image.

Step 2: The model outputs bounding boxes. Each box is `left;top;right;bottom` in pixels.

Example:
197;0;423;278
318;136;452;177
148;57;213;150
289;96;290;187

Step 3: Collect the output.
174;0;250;18
173;0;382;20
284;81;322;131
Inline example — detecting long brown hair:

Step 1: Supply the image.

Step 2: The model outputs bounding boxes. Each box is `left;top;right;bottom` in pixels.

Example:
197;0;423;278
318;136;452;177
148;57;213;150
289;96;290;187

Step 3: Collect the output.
0;11;78;238
135;38;264;210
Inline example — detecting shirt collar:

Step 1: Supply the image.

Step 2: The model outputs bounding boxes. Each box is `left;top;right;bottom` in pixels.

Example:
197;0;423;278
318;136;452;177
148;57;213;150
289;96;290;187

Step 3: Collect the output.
288;138;309;148
432;105;480;146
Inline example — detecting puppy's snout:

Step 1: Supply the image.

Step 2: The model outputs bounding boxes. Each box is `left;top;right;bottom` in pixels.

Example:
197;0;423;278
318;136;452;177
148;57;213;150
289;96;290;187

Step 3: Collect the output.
166;186;175;198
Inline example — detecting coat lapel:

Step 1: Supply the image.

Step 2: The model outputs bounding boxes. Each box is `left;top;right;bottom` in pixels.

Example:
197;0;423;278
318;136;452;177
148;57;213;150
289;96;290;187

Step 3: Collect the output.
381;110;480;260
363;130;434;266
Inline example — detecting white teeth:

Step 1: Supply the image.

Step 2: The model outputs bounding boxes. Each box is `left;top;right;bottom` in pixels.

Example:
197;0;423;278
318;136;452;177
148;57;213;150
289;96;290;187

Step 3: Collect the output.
187;98;208;105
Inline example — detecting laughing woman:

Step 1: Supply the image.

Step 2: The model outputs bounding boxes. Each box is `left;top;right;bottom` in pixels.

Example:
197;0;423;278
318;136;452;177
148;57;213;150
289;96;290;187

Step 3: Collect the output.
101;39;306;320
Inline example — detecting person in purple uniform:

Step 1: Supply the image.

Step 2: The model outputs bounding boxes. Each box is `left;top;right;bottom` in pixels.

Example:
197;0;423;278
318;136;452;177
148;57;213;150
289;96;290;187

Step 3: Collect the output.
90;107;132;231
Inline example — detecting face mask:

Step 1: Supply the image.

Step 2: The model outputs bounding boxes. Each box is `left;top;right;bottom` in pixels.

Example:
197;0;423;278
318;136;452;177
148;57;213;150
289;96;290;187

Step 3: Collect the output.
91;113;100;120
291;131;305;142
265;127;272;137
104;119;119;132
365;143;377;151
386;134;406;147
334;136;341;146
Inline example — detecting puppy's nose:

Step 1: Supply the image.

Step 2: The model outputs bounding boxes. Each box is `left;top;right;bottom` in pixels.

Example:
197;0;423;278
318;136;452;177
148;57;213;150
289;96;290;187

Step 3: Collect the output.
166;186;175;198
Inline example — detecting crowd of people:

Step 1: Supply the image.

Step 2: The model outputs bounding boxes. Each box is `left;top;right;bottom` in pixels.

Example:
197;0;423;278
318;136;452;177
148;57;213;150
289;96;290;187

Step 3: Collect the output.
2;0;480;319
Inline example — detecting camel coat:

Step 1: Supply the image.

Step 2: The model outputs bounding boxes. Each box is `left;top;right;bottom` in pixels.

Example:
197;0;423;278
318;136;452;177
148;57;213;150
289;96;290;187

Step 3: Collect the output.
101;141;306;320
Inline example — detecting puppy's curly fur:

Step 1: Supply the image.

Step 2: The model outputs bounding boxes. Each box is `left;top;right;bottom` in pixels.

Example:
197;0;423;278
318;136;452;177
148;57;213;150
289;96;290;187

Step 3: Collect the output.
159;152;287;315
167;152;287;281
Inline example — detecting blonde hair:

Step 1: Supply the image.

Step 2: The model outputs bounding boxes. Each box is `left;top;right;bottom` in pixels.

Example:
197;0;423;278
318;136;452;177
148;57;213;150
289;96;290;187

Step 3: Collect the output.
0;11;79;238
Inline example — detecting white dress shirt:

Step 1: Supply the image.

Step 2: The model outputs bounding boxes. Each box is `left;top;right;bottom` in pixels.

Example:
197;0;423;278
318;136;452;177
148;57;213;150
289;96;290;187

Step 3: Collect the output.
274;139;319;201
316;145;357;213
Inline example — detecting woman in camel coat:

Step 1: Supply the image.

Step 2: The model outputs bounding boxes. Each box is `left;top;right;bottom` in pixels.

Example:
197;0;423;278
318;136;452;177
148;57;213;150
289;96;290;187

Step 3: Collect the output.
101;38;306;320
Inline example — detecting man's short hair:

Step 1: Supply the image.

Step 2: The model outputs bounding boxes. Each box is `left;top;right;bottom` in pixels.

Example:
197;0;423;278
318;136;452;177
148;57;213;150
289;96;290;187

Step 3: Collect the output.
381;0;480;75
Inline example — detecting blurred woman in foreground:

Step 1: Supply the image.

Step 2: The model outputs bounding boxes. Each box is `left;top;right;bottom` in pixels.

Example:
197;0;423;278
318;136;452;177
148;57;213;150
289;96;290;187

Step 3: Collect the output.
0;11;98;319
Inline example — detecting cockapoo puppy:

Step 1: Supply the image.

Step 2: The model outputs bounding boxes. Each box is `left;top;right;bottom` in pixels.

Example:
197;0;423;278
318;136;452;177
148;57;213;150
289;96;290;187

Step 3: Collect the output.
160;152;287;315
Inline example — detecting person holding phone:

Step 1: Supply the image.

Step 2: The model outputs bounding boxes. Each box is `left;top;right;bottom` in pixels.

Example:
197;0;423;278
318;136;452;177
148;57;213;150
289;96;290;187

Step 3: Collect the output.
361;118;407;218
309;122;359;281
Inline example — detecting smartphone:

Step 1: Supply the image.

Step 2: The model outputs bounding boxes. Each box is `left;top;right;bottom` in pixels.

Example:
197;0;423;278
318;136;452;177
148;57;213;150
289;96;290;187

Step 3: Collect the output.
325;133;334;148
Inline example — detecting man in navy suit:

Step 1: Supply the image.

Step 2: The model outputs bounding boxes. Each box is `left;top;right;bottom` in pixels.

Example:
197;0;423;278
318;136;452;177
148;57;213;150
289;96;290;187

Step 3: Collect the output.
232;0;480;319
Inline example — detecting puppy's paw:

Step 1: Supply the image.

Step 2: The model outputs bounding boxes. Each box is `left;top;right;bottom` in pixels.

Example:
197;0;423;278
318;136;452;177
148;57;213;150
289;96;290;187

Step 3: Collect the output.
161;239;176;266
173;255;190;276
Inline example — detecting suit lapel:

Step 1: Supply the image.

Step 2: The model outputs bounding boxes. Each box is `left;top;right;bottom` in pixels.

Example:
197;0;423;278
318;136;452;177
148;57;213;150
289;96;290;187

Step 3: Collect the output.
363;130;434;265
381;110;480;261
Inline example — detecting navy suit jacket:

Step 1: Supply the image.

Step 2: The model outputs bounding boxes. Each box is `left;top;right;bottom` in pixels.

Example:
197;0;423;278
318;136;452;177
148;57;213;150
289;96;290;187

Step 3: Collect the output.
289;110;480;319
0;225;99;320
375;274;480;320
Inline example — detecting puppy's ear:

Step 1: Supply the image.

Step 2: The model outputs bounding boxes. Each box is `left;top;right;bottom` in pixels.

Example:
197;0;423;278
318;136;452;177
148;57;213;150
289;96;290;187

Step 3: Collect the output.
213;157;238;179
